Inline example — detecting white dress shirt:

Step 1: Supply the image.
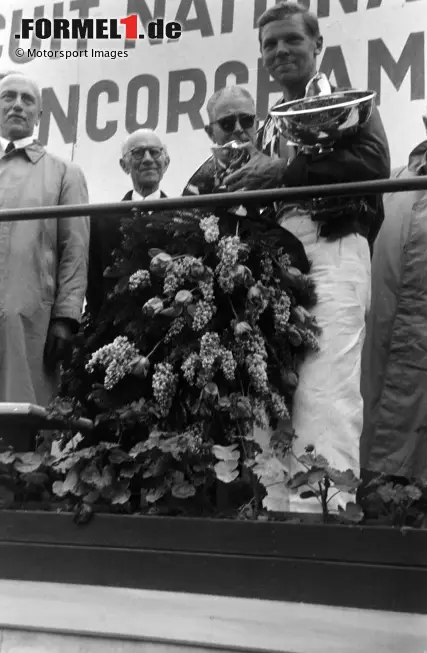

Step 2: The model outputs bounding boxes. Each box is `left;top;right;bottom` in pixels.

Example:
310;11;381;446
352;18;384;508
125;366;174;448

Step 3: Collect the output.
0;136;35;152
131;188;162;201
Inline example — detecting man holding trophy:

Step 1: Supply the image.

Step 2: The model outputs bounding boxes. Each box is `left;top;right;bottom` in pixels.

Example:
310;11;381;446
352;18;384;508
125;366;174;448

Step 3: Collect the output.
183;86;258;197
224;1;391;510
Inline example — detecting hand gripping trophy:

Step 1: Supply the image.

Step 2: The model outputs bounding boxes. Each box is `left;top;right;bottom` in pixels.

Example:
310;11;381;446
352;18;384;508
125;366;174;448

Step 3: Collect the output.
269;88;377;220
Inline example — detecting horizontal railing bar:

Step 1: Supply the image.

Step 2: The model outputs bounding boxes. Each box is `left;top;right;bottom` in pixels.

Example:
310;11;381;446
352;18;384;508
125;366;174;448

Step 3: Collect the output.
0;176;426;222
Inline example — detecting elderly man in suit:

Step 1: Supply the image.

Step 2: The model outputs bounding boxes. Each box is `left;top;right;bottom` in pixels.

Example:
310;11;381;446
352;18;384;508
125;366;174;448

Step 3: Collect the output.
183;86;258;196
0;72;89;449
87;129;169;319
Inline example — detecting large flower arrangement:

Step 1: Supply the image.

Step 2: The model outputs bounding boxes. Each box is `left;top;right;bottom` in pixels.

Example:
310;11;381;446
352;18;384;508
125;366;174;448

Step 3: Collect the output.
59;204;321;516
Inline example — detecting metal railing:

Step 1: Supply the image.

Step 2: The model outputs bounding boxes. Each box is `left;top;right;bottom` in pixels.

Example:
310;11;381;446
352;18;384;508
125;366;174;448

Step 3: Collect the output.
0;176;426;221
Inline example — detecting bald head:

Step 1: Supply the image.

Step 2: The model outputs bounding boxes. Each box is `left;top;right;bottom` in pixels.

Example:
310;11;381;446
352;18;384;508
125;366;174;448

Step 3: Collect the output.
122;129;166;157
120;129;170;197
207;86;255;123
205;86;258;147
0;73;42;140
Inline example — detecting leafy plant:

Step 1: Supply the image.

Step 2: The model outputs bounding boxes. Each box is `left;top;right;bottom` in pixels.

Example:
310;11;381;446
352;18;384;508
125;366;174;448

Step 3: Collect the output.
360;475;427;528
56;204;320;516
286;445;363;524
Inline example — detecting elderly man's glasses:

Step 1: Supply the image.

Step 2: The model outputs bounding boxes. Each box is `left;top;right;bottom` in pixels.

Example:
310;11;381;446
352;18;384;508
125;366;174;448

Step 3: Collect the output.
128;146;163;160
212;113;256;133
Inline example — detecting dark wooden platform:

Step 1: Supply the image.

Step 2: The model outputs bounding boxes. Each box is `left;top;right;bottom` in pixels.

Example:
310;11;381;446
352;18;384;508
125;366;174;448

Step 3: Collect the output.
0;511;425;614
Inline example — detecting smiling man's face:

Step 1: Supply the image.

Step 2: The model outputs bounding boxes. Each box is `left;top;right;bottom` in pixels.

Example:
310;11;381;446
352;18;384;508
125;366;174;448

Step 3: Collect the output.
120;130;169;196
0;76;41;140
260;15;322;92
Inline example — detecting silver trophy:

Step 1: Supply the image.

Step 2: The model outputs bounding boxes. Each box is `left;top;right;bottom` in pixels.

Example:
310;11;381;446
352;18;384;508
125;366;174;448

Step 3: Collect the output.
210;141;252;215
210;140;252;191
270;90;376;154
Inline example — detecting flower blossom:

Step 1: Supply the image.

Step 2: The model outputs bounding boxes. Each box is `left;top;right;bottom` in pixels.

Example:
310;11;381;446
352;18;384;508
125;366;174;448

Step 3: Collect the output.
86;336;140;390
199;215;220;243
129;269;151;291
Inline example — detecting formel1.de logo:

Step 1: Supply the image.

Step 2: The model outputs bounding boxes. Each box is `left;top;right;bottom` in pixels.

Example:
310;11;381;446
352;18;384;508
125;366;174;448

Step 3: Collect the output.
15;16;182;41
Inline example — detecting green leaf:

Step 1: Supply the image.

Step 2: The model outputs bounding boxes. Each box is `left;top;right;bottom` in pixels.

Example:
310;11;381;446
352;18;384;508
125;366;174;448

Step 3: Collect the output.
160;306;183;318
129;442;149;457
288;470;310;490
119;463;141;479
111;487;131;505
62;469;80;494
52;480;68;498
314;455;330;469
146;486;168;503
297;453;315;467
80;463;103;488
109;449;131;464
0;452;16;466
73;502;93;525
14;453;43;474
84;490;101;504
100;466;114;489
404;485;422;501
212;444;240;462
338;502;364;524
171;482;197;499
214;460;239;483
300;490;319;499
307;469;325;485
328;468;360;492
148;248;164;258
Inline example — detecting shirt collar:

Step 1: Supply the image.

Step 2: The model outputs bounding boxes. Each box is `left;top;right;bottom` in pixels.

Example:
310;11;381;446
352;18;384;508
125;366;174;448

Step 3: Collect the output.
0;136;45;163
0;135;35;151
131;188;162;201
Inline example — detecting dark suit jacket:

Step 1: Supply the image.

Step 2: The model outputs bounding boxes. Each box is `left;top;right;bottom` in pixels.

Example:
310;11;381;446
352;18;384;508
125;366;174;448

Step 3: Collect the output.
86;189;166;319
257;90;391;251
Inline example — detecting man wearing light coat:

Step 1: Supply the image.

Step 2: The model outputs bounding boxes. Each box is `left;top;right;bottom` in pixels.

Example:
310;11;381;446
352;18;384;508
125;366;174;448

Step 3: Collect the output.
361;111;427;481
0;73;89;447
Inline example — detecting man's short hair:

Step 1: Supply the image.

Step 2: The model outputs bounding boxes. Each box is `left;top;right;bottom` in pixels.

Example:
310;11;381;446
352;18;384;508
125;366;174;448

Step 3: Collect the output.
0;71;42;109
206;86;255;123
258;1;320;44
0;70;23;82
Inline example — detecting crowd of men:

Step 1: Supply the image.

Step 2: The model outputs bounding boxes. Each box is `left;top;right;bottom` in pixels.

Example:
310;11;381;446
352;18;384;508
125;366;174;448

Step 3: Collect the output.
0;1;425;504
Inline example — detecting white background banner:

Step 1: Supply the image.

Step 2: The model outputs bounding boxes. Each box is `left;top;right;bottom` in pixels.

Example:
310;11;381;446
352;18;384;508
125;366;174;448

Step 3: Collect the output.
0;0;425;199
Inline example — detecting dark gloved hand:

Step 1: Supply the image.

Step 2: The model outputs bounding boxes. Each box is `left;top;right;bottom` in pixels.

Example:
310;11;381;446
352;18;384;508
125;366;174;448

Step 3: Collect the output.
44;319;74;372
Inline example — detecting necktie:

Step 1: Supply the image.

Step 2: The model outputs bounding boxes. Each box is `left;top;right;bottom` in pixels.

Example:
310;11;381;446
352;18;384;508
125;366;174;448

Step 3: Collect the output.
4;142;15;154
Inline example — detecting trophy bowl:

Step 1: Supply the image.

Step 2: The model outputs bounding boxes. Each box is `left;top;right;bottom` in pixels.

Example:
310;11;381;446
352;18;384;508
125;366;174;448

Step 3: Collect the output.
270;90;376;151
182;140;252;198
211;139;251;172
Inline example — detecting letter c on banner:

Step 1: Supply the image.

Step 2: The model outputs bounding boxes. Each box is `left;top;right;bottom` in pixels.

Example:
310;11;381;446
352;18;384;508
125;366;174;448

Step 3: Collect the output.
0;14;5;58
86;80;119;142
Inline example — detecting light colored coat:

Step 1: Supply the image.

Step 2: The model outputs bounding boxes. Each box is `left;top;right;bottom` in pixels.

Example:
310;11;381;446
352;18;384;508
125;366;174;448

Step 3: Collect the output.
361;141;427;479
0;141;89;407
